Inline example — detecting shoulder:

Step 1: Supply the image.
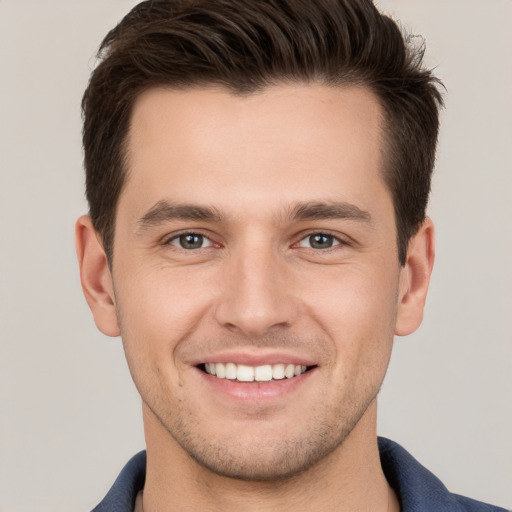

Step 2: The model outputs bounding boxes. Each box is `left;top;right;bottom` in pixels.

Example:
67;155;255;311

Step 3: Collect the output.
453;494;511;512
91;451;146;512
378;437;509;512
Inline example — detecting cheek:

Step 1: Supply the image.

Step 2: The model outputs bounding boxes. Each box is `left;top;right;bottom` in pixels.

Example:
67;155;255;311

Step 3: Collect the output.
113;263;216;382
300;262;400;368
116;259;215;332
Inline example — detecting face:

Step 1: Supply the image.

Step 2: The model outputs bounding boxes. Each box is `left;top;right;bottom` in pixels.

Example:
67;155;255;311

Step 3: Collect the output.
89;84;420;480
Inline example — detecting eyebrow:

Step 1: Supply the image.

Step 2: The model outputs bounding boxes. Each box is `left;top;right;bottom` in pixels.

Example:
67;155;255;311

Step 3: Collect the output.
136;199;372;233
137;200;222;232
288;201;372;223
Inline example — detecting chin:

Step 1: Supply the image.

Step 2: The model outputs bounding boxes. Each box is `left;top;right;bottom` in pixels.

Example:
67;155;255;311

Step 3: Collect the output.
162;404;367;482
184;436;339;481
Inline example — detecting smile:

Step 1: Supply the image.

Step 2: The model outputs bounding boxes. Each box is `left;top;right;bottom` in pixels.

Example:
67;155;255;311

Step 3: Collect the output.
203;363;309;382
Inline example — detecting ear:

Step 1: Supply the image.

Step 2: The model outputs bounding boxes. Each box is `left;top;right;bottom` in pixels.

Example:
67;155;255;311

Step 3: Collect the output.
75;215;120;337
395;217;435;336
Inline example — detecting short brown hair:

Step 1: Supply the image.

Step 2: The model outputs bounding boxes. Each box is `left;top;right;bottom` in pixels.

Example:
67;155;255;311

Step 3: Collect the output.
82;0;443;265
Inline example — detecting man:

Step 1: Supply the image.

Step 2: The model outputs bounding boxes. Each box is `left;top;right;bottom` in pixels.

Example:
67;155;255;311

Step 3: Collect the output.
75;1;507;511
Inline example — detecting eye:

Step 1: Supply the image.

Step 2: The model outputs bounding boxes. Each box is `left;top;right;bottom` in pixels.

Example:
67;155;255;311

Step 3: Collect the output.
168;233;213;250
298;233;341;249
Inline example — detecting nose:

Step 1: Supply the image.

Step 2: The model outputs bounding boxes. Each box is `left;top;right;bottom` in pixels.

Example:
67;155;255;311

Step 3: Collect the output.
214;242;299;337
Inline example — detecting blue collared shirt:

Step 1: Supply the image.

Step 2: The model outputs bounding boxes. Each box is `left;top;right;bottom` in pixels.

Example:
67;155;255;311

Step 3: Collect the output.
91;437;509;511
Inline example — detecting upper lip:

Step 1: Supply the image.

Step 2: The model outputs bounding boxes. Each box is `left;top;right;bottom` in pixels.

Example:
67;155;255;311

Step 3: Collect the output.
190;350;317;368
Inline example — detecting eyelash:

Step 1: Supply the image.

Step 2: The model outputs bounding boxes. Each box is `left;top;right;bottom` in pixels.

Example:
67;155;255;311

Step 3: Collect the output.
165;231;216;250
296;232;344;250
164;231;348;251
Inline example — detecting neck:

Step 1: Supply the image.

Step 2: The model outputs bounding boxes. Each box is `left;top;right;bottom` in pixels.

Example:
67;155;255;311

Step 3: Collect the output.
141;401;399;512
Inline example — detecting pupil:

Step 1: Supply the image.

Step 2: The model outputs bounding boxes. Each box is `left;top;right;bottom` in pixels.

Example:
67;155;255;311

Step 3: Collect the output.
180;234;203;249
310;234;332;249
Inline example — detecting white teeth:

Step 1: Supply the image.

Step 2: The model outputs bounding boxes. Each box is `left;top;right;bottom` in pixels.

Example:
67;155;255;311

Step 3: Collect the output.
215;363;226;378
272;364;285;380
225;362;237;380
204;362;309;381
254;365;273;382
237;364;255;382
284;364;295;378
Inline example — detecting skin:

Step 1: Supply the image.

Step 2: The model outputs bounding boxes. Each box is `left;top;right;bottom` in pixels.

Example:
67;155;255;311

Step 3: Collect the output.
76;84;434;511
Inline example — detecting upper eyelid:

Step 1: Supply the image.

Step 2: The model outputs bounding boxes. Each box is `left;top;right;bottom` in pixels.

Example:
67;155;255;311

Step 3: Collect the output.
162;229;216;244
165;232;217;251
295;230;351;245
296;234;341;250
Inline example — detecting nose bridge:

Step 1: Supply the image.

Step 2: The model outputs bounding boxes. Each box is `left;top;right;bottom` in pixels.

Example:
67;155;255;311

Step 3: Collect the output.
214;236;297;336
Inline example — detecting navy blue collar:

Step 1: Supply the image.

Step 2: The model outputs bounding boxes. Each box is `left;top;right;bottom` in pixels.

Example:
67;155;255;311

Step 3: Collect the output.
92;437;508;511
377;438;507;511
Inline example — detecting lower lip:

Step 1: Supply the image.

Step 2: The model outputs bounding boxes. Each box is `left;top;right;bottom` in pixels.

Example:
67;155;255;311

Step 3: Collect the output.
196;367;316;402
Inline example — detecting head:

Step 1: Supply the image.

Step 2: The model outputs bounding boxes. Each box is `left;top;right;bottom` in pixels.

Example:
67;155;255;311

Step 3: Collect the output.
77;0;441;482
82;0;443;267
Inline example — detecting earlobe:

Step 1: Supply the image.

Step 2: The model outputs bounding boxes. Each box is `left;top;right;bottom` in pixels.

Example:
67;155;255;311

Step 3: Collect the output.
75;215;120;337
395;217;435;336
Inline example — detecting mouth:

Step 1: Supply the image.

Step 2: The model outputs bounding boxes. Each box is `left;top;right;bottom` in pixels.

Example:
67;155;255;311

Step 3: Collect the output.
198;362;315;382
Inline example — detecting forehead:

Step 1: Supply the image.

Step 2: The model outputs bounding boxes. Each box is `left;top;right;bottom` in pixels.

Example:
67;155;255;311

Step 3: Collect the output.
122;83;388;220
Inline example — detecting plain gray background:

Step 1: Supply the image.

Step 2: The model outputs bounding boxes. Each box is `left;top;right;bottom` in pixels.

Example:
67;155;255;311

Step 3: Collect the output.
0;1;511;511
